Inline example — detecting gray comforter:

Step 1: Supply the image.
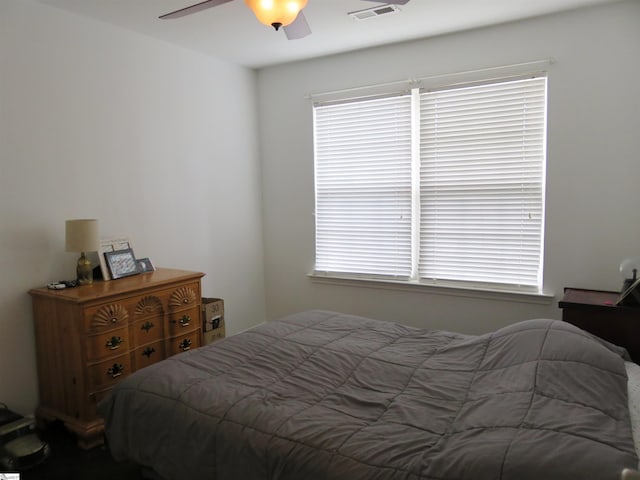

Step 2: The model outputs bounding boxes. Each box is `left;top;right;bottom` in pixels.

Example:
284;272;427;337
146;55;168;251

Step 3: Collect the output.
99;311;638;480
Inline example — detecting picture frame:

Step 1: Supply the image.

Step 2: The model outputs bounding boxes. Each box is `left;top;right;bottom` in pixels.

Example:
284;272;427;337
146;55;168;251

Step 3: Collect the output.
104;248;140;280
98;236;134;280
136;257;156;273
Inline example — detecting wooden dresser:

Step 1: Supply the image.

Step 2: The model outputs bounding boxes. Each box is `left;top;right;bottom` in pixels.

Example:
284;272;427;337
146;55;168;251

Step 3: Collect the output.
29;268;204;449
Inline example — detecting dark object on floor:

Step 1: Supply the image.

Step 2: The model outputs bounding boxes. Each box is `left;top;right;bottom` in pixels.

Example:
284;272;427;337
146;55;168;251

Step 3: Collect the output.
20;421;141;480
0;404;49;471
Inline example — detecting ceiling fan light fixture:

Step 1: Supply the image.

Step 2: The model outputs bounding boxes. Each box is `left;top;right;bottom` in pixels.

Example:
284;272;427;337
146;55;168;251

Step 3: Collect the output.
244;0;307;29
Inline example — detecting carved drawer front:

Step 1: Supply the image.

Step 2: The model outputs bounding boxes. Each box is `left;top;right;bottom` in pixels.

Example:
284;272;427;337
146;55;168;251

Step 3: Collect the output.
168;283;200;311
169;330;201;356
132;295;164;320
86;328;129;363
132;340;166;371
87;353;131;392
84;303;129;334
168;306;200;337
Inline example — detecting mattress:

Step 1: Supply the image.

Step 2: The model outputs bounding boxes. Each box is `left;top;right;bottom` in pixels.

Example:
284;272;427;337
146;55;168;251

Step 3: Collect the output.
99;310;638;480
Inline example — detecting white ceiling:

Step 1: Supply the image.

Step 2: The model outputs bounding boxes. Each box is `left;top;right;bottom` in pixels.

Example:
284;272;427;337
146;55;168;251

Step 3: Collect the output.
34;0;617;69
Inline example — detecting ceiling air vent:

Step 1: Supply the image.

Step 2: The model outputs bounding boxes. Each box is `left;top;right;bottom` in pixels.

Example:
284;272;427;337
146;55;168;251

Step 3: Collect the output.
348;4;401;21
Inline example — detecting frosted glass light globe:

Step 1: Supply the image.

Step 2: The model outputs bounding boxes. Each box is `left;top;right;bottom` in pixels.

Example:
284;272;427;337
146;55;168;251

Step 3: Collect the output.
620;258;640;279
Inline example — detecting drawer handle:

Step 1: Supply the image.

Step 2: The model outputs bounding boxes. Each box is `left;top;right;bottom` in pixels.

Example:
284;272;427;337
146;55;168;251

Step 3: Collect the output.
141;321;154;332
107;363;124;378
142;347;155;358
111;317;118;323
179;339;192;351
182;298;189;304
105;336;123;350
171;315;191;327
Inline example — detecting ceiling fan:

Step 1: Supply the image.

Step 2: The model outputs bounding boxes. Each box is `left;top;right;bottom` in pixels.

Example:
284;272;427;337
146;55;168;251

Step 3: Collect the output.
159;0;411;40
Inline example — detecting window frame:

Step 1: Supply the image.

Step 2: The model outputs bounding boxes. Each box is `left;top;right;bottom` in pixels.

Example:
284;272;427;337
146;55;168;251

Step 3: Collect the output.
312;73;549;297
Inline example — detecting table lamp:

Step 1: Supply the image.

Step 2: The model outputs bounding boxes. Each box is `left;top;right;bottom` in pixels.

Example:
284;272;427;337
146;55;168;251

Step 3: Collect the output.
65;219;99;285
620;257;640;292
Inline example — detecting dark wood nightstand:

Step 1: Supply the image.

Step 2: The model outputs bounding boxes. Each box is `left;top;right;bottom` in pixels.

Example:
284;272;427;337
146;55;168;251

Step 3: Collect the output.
559;287;640;362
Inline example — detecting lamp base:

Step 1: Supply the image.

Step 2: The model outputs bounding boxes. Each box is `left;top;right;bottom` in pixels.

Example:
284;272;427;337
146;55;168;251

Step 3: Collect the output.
77;252;93;285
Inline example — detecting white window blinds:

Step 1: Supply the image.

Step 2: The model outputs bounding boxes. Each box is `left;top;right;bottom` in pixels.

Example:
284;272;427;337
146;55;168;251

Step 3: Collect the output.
313;74;547;290
314;94;413;277
419;76;547;287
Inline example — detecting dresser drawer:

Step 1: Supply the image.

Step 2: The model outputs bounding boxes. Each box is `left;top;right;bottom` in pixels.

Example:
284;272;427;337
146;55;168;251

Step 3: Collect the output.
130;281;201;316
86;328;129;363
168;307;200;337
168;330;201;356
167;282;201;311
87;354;132;391
130;317;165;346
90;388;111;406
88;388;112;419
84;302;129;334
131;340;166;371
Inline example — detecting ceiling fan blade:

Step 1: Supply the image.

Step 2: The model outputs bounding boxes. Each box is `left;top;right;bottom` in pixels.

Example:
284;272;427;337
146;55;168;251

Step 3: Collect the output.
159;0;234;19
284;10;311;40
361;0;410;4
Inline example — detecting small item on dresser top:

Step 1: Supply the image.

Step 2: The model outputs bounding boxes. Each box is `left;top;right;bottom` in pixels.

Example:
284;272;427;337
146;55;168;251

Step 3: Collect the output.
65;219;99;286
46;280;77;290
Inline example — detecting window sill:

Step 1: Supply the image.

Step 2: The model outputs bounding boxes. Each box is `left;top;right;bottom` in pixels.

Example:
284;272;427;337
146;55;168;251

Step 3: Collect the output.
308;273;555;305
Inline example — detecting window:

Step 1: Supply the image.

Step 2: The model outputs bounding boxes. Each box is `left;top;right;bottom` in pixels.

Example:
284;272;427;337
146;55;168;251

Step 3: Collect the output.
313;75;547;291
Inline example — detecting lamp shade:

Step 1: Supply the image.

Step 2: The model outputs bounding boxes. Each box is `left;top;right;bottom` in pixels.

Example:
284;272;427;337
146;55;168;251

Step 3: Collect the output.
244;0;307;28
65;219;99;253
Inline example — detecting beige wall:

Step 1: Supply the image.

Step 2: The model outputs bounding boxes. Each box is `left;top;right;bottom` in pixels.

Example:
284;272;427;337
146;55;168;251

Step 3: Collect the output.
0;0;266;414
2;0;639;417
257;1;640;332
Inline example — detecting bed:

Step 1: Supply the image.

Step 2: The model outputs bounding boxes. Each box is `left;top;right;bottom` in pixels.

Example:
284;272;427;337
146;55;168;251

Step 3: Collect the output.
98;310;639;480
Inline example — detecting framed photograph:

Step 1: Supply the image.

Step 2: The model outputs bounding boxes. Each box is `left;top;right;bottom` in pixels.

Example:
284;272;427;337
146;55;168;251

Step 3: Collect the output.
105;248;140;280
98;236;134;280
136;257;156;273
